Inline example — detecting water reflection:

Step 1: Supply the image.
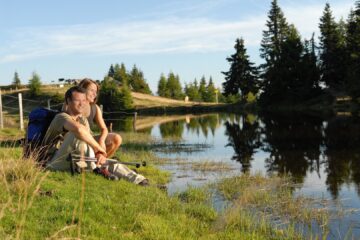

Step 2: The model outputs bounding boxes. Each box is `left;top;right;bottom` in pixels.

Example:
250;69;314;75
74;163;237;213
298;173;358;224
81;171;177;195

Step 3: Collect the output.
160;120;185;139
106;112;360;200
324;116;360;198
224;114;261;173
260;112;323;184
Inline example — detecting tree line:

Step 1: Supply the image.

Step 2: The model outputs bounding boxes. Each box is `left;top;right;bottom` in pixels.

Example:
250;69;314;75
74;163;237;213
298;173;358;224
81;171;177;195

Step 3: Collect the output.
157;73;220;102
222;0;360;106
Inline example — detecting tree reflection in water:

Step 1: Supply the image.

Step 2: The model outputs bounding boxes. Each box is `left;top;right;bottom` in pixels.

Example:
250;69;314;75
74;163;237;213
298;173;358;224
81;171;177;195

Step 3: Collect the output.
224;114;261;173
324;115;360;199
106;112;360;199
260;113;323;184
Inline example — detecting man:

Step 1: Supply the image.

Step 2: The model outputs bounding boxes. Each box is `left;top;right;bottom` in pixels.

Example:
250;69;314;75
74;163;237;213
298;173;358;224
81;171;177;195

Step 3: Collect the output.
43;86;148;185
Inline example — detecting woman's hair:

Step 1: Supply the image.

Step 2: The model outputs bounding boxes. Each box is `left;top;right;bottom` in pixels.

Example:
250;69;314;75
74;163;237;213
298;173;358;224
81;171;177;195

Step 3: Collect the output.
78;78;99;103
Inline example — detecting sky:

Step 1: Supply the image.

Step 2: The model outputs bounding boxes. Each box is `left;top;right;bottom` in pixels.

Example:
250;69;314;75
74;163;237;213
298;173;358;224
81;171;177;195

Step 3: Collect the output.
0;0;356;93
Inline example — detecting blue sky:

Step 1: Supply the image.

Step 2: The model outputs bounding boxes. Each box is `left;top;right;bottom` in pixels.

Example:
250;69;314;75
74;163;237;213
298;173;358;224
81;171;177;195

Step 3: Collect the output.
0;0;355;93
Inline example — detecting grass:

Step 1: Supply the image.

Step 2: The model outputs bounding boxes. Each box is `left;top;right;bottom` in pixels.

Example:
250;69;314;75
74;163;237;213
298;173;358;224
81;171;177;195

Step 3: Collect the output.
0;131;347;239
216;172;331;239
0;128;23;141
189;161;236;172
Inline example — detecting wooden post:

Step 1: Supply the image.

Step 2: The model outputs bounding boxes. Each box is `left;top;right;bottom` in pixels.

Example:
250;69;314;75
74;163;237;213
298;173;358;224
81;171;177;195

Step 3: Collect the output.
133;112;137;131
18;93;24;131
0;89;3;129
47;99;51;109
100;104;103;113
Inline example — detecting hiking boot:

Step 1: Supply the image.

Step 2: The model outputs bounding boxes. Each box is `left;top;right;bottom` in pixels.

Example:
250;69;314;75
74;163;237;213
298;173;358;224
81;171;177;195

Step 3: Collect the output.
138;179;150;186
93;167;119;181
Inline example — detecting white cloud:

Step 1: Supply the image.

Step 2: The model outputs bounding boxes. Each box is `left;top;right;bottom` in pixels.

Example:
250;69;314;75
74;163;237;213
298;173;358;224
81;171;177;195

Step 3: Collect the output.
0;0;355;63
0;18;265;63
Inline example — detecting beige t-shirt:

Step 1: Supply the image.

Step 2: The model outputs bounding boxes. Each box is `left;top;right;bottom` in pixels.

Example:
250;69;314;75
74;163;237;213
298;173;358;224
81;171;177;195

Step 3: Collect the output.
43;112;90;155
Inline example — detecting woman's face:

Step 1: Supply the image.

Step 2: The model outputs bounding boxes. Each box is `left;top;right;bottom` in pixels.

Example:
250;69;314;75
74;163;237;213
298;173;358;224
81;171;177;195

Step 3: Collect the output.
86;82;98;103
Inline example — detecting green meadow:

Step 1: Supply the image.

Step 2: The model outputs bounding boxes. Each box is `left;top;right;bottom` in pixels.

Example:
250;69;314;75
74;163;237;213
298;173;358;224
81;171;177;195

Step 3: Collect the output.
0;131;334;239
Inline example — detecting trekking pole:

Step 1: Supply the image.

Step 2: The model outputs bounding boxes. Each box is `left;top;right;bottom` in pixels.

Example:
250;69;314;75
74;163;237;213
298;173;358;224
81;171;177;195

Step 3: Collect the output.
71;154;146;168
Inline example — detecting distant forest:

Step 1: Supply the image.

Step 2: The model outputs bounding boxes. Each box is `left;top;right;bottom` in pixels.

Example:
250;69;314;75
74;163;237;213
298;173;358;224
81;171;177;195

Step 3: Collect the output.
222;0;360;106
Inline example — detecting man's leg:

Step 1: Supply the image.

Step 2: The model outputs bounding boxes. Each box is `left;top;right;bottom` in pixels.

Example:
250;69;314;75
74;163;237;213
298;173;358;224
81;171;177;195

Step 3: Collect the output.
106;163;147;185
46;132;92;171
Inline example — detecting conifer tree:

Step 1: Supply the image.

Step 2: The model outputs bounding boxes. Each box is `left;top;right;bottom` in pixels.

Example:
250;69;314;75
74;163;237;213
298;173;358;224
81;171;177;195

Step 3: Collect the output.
28;72;42;97
166;72;184;100
185;79;201;101
198;76;207;101
108;64;115;78
346;1;360;97
259;0;290;103
204;77;217;102
99;76;133;110
277;25;303;101
157;73;168;97
128;65;152;94
12;71;21;89
319;3;347;91
299;34;321;98
222;38;259;102
113;63;129;86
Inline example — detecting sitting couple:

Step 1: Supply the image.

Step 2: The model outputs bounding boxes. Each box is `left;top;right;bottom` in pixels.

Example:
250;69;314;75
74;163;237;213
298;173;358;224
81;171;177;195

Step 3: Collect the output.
43;78;149;186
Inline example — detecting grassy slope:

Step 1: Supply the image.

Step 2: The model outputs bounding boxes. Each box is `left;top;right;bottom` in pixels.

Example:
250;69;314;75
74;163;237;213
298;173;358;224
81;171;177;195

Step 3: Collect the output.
0;132;309;240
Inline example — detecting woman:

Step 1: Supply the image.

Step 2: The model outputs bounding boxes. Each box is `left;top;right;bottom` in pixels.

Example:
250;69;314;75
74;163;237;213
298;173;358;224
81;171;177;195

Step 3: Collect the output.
78;78;122;157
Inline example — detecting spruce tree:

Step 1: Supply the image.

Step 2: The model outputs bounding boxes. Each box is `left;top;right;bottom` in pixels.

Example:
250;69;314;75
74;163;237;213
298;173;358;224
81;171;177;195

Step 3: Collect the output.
166;72;184;100
319;3;347;91
99;76;133;111
157;73;168;97
28;72;42;97
278;25;303;101
129;65;152;94
204;77;217;102
198;76;207;101
299;34;321;99
12;71;21;89
113;63;129;86
108;64;115;78
259;0;290;103
185;79;201;101
346;2;360;98
222;38;259;102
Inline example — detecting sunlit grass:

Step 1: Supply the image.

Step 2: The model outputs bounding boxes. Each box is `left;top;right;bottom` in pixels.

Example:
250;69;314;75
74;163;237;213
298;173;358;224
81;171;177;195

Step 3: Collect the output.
216;172;331;238
0;131;348;239
190;161;236;172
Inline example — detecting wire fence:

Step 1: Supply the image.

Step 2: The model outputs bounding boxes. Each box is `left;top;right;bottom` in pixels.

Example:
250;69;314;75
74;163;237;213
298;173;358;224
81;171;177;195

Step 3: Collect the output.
0;89;137;130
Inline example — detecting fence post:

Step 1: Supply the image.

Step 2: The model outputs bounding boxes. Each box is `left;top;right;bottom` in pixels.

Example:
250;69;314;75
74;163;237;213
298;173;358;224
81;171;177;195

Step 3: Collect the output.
18;93;24;131
133;112;137;131
47;99;51;109
100;105;103;113
0;89;3;129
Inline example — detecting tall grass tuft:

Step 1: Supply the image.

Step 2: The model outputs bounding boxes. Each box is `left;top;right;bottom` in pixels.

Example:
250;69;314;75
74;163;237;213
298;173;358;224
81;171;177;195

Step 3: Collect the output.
0;147;49;239
216;172;331;238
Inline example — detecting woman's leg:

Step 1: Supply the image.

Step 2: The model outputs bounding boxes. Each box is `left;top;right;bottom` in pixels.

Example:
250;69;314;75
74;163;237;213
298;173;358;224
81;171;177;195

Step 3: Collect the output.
104;133;122;157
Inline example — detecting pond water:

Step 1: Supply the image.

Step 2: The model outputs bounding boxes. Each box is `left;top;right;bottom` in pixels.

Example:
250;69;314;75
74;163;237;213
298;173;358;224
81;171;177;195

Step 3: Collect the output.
107;112;360;238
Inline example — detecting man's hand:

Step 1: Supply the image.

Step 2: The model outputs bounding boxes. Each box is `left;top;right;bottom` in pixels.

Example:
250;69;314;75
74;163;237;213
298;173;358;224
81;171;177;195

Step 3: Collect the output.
99;140;106;154
95;152;107;166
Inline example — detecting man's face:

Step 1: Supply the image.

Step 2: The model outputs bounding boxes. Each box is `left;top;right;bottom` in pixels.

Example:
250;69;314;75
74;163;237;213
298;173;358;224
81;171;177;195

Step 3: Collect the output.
68;91;87;115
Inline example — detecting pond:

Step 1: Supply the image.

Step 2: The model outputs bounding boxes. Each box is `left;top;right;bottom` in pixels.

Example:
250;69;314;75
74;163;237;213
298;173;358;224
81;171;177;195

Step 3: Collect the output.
106;112;360;238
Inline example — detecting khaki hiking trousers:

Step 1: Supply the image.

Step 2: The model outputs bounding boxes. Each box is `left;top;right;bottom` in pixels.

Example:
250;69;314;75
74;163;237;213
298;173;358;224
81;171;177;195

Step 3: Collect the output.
46;132;146;184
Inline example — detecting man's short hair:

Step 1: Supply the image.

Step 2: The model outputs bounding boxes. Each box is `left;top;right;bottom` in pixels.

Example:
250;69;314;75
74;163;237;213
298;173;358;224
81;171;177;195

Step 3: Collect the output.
65;86;86;104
